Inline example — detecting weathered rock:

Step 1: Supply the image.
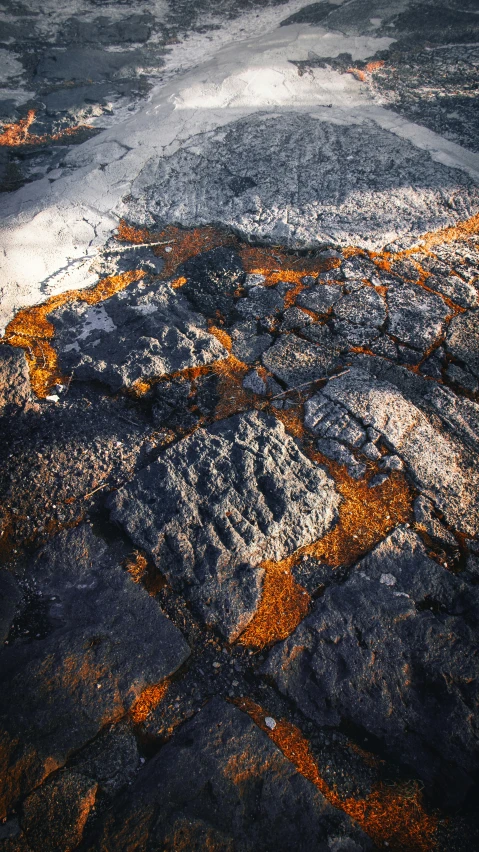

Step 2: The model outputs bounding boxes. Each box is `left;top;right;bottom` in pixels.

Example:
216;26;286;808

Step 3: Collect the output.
0;346;31;414
262;335;340;388
413;495;458;550
305;394;367;448
51;278;227;391
0;572;21;644
0;526;189;818
280;306;313;331
82;698;371;852
21;770;98;852
296;284;342;314
446;309;479;378
68;722;140;797
265;528;479;806
386;284;450;352
152;378;197;430
243;369;266;395
109;411;340;640
236;284;283;321
180;246;245;322
445;363;478;393
320;367;479;534
333;287;386;328
230;321;272;364
132;113;479;249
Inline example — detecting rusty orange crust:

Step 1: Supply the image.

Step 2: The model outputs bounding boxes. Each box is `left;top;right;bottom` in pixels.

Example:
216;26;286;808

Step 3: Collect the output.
0;109;91;147
236;698;439;852
130;681;170;726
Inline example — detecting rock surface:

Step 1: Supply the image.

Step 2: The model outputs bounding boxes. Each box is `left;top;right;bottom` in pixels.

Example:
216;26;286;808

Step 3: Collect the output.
109;411;340;640
0;525;189;818
52;278;228;391
264;527;479;806
82;698;371;852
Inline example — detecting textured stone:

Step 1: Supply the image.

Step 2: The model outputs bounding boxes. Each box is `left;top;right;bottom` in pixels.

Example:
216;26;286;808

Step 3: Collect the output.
236;285;283;320
333;287;386;328
446;309;479;378
321;367;479;534
51;278;227;391
0;346;31;414
265;528;479;806
297;284;342;314
21;770;98;852
386;284;450;352
83;699;371;852
109;411;340;640
262;335;340;388
0;572;21;644
0;526;189;818
180;247;245;322
133;113;479;249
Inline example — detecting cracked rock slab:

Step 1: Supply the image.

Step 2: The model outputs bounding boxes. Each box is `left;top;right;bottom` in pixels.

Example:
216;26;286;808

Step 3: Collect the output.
386;283;451;352
109;410;340;640
0;525;189;819
318;367;479;535
131;112;479;249
446;309;479;379
262;334;341;388
264;527;479;807
83;698;371;852
51;277;228;391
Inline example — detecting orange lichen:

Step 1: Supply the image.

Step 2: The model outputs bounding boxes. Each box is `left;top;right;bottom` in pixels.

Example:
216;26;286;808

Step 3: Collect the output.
346;67;367;82
1;269;144;396
130;681;169;726
124;550;165;596
207;322;233;352
236;698;439;852
365;60;385;73
238;560;310;648
211;355;251;420
171;276;187;289
0;109;90;147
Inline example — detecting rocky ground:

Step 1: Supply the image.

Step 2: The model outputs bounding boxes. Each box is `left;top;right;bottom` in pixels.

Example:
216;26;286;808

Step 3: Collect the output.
1;1;479;850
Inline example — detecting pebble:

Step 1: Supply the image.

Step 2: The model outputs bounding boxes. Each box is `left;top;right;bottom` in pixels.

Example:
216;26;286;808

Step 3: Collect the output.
265;717;276;730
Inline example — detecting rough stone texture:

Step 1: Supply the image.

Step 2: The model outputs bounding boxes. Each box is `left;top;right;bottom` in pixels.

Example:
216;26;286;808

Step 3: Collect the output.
296;284;343;314
0;526;189;818
68;722;140;797
0;572;21;645
109;411;340;640
386;284;451;352
230;321;272;364
51;278;228;391
21;770;98;852
132;113;479;249
180;247;245;322
265;527;479;806
319;367;479;535
83;698;371;852
333;286;386;328
0;346;32;414
262;334;340;388
236;284;284;321
446;309;479;378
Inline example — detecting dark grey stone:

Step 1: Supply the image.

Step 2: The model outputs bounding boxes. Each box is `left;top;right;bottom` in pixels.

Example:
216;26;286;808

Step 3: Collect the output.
262;335;339;387
109;411;340;640
21;770;98;852
0;346;31;414
0;572;21;644
82;698;371;852
236;285;283;320
333;287;386;328
280;307;313;331
297;284;343;314
230;321;272;364
305;393;367;448
264;528;479;806
181;246;245;322
446;309;479;378
0;526;189;818
387;284;450;352
51;278;227;391
445;362;478;393
68;722;140;796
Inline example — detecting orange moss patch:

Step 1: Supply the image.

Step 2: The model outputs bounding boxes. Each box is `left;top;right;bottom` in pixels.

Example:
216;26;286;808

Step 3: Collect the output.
365;60;385;73
2;270;144;396
211;355;251;420
238;560;310;648
238;244;340;288
171;276;187;289
124;550;165;596
130;681;169;726
236;698;439;852
207;322;232;352
0;109;90;147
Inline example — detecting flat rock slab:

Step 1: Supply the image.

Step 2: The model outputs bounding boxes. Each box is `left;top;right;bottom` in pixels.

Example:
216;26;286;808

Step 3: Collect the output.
0;525;189;818
83;697;371;852
109;410;340;640
316;367;479;535
132;113;479;249
262;334;341;388
386;284;451;353
51;278;228;391
446;309;479;379
264;527;479;806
